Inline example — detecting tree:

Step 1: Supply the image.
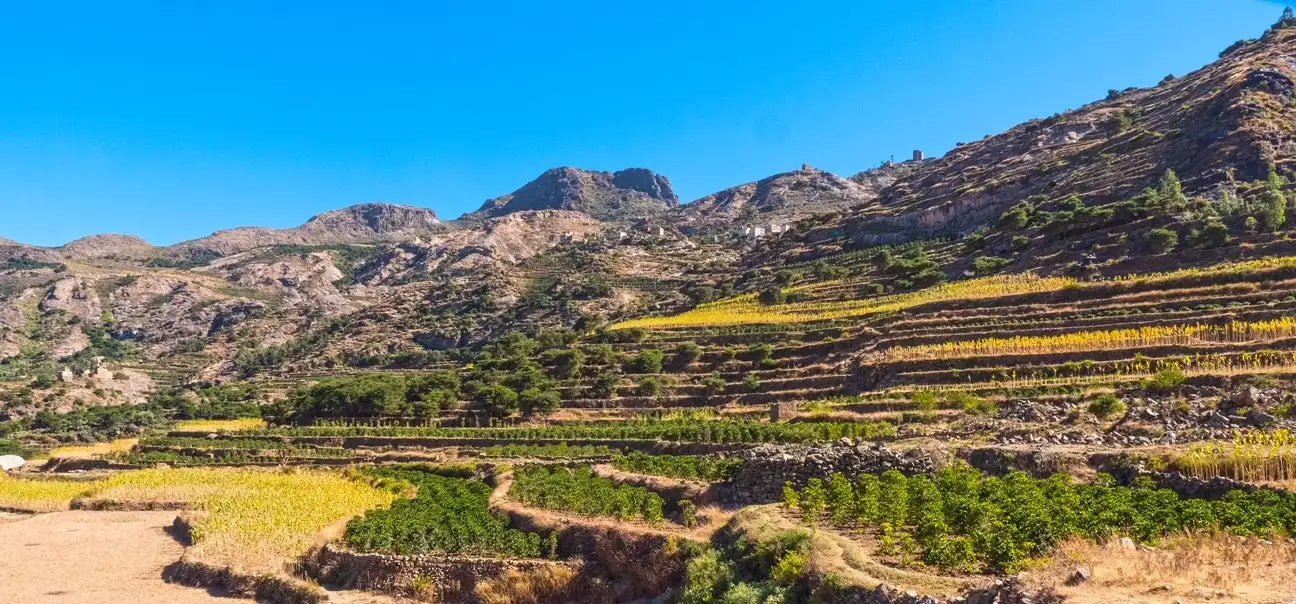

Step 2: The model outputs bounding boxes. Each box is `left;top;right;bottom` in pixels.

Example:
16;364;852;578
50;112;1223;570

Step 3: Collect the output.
1146;228;1178;253
759;287;786;305
1260;165;1287;232
626;349;664;374
1198;221;1231;248
670;342;703;369
519;387;561;415
474;384;519;418
1156;169;1188;211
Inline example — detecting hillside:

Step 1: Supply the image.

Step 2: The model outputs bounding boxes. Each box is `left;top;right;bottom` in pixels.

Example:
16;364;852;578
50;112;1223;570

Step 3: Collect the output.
9;13;1296;604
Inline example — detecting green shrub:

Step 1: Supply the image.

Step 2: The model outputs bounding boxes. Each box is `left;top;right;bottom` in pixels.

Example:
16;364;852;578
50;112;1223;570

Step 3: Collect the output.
972;256;1012;275
759;287;786;305
1087;393;1126;418
1146;228;1178;253
1144;368;1186;391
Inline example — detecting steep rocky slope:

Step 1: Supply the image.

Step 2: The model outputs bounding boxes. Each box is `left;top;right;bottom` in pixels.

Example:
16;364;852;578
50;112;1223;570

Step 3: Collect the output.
811;24;1296;248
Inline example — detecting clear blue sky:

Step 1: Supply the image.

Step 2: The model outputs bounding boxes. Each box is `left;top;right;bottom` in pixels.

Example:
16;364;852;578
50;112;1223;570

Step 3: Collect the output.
0;0;1284;246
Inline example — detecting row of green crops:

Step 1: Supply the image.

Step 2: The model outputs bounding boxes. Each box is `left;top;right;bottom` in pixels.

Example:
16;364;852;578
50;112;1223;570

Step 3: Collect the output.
345;467;545;557
612;452;744;482
139;436;290;449
511;465;666;523
784;466;1296;574
476;443;615;458
247;419;897;444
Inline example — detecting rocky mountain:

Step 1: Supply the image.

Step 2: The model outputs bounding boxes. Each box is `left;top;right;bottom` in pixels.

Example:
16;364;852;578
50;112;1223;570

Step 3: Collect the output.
6;17;1296;398
167;203;442;257
463;167;678;222
672;163;915;233
812;23;1296;248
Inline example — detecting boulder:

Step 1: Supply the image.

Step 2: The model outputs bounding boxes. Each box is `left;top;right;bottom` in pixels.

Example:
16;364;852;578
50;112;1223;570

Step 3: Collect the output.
0;455;26;471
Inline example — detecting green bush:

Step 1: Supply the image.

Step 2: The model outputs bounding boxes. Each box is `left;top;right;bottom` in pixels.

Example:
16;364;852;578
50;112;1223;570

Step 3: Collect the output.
759;287;786;305
1087;393;1126;418
1144;368;1186;391
1146;228;1178;253
972;256;1012;275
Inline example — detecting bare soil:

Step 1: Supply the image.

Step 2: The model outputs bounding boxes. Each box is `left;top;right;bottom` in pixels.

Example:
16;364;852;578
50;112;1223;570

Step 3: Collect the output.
0;511;225;603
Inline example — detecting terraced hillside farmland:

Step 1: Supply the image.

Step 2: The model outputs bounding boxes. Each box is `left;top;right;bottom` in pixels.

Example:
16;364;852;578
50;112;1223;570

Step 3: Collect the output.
14;10;1296;604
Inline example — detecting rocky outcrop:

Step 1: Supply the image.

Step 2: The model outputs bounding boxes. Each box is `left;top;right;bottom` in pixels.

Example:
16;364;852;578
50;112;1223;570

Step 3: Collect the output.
466;167;679;222
674;165;878;232
60;234;154;259
731;442;934;503
168;203;442;257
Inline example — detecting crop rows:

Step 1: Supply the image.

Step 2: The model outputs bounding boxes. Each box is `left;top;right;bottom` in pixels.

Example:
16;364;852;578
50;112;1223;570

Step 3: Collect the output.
345;467;544;557
877;317;1296;361
785;467;1296;574
611;452;743;482
1177;429;1296;484
510;465;665;523
247;419;897;443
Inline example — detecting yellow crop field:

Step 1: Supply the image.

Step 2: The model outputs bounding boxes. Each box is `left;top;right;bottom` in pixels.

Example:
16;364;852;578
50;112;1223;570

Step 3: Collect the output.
610;254;1296;331
48;438;139;459
1177;429;1296;485
0;467;398;571
611;274;1075;330
878;317;1296;361
176;418;267;432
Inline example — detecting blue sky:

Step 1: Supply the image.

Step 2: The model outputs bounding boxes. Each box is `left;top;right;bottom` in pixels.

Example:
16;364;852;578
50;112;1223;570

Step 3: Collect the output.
0;0;1285;246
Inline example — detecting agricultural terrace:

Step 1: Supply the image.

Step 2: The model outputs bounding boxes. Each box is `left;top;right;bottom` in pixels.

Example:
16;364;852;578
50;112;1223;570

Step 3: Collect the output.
0;467;397;572
783;466;1296;574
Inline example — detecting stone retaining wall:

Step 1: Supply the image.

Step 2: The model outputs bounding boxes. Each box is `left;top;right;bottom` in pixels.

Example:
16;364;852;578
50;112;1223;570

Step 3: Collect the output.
730;441;935;504
303;544;574;599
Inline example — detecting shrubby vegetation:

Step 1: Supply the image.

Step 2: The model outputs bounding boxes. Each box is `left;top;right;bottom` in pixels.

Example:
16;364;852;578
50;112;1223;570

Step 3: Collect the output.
784;466;1296;574
344;466;545;557
271;372;460;423
680;529;825;604
612;452;744;482
511;465;666;523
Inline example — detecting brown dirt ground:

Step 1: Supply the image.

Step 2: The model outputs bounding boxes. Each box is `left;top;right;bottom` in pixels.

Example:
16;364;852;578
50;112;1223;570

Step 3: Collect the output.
0;511;226;603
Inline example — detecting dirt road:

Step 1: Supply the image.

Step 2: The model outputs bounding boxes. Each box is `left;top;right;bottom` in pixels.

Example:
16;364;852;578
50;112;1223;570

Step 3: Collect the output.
0;511;224;603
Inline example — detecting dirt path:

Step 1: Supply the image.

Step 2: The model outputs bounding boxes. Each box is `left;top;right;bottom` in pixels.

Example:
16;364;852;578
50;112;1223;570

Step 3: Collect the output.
0;511;227;603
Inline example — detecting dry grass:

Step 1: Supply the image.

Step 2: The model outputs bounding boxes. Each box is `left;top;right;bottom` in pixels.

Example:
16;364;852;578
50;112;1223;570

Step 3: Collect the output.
1028;532;1296;603
49;438;138;459
475;564;581;604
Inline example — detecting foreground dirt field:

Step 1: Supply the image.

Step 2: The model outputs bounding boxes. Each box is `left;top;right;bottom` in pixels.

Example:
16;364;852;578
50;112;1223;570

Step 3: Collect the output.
0;511;225;603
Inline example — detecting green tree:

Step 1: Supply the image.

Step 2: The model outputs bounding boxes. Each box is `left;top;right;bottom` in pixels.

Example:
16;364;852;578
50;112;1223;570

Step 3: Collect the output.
1146;227;1177;253
1261;165;1287;232
473;384;519;418
1157;169;1188;211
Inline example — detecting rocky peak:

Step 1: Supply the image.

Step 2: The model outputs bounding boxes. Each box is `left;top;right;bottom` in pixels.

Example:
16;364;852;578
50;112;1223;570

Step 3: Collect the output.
672;165;879;232
300;203;440;236
465;167;678;222
60;234;155;259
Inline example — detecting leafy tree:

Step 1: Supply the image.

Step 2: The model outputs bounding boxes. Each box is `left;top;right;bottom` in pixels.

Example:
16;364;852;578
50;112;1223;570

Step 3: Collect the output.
473;384;519;418
1198;221;1231;247
671;341;703;369
1156;169;1188;211
626;349;664;374
519;387;561;415
1260;165;1287;232
1146;227;1178;253
759;287;786;305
